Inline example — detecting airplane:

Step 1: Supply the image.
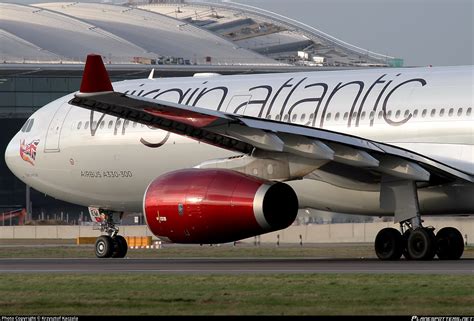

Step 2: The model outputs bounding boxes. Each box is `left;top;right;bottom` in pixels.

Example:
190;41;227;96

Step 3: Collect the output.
5;54;473;260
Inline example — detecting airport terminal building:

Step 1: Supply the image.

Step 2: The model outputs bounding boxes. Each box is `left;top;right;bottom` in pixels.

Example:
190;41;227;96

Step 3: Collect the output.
0;0;402;223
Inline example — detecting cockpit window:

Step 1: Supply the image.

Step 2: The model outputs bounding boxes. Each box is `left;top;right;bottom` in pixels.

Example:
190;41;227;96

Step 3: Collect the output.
25;119;34;132
21;119;30;132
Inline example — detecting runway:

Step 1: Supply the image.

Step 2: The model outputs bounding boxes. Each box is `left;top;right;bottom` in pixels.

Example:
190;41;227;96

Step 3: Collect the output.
0;258;472;274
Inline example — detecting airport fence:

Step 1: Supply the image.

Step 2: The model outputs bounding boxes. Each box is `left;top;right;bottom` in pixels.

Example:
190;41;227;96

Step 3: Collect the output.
0;218;472;245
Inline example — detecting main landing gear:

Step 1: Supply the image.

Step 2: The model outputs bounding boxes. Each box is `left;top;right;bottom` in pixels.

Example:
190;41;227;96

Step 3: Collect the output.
374;178;465;261
374;221;464;261
91;209;128;258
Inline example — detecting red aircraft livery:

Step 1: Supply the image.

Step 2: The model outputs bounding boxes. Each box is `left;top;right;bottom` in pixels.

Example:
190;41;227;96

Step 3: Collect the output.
20;139;40;166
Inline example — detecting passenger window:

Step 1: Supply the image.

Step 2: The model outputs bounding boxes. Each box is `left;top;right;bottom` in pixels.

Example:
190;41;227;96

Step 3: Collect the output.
430;109;436;117
467;108;472;116
352;112;357;120
100;121;105;129
326;113;331;121
335;112;340;121
369;111;374;120
108;121;113;129
387;110;392;118
116;120;122;128
448;108;454;117
309;113;315;121
413;110;418;118
300;114;306;122
132;122;137;128
395;110;401;118
361;111;366;120
439;108;445;117
378;111;383;119
404;110;410;118
124;120;130;128
275;114;281;121
457;108;463;117
266;114;271;120
84;121;89;130
292;114;297;122
283;114;289;122
343;112;348;121
77;121;82;130
92;121;97;129
422;109;427;118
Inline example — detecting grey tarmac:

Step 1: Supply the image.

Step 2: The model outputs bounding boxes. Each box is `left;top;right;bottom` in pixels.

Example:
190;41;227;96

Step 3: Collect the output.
0;258;472;274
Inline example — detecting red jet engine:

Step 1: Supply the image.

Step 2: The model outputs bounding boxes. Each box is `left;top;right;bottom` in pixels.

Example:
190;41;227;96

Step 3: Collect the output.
144;169;298;243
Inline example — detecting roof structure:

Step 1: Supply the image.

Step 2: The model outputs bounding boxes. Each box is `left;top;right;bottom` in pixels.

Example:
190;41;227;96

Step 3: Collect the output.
0;1;401;67
0;2;278;65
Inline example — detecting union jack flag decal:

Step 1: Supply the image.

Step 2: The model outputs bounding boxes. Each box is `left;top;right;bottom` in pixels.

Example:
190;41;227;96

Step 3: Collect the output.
20;139;40;166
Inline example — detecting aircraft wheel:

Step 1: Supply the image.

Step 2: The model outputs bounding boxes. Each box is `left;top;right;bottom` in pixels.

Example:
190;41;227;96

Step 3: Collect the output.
95;235;114;258
112;235;128;258
374;228;403;260
436;227;464;260
407;228;436;260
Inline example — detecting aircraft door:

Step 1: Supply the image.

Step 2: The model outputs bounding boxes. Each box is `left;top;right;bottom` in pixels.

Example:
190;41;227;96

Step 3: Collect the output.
44;102;72;152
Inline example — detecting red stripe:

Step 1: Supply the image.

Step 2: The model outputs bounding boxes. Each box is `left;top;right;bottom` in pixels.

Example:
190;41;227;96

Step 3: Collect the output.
144;108;217;128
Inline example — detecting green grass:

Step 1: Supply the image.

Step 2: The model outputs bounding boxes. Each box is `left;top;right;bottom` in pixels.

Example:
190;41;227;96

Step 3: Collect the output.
0;244;378;259
0;274;472;315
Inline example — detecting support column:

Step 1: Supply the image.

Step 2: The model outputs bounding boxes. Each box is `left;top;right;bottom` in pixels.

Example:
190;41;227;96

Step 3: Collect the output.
25;185;32;222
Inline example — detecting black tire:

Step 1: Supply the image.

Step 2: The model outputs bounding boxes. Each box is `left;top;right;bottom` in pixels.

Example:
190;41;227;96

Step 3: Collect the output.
95;235;114;258
407;228;436;260
112;235;128;258
436;227;464;260
402;230;413;260
374;228;403;260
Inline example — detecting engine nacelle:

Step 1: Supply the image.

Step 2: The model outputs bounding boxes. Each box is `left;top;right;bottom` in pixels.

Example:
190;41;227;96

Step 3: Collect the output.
143;169;298;243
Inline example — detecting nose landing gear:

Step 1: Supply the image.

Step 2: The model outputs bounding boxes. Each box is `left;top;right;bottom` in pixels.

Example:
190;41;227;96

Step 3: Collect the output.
89;207;128;258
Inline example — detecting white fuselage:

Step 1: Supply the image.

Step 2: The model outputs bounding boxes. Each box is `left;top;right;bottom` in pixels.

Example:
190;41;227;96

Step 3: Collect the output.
5;66;474;216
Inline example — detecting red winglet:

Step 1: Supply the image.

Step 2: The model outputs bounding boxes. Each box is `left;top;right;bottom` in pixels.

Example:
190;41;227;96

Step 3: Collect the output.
79;54;113;93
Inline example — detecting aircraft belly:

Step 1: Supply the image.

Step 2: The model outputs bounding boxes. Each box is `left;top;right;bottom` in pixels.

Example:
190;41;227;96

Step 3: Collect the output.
288;179;474;216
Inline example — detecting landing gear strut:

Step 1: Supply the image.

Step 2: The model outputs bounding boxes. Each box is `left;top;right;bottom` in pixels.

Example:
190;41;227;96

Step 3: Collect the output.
90;208;128;258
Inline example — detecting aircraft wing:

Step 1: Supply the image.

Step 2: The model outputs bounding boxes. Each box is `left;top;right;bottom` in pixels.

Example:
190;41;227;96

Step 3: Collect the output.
70;55;474;184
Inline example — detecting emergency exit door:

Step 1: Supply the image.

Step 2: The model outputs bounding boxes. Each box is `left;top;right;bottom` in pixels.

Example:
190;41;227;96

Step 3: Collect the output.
44;103;71;152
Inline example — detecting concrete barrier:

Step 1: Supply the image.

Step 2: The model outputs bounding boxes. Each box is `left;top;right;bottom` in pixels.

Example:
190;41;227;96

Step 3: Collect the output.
0;217;472;244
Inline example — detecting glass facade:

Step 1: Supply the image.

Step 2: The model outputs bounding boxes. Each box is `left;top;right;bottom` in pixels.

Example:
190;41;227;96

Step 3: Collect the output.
0;71;144;224
0;76;82;118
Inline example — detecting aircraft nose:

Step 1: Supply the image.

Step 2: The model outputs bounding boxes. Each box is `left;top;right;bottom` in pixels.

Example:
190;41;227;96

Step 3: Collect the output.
5;136;19;177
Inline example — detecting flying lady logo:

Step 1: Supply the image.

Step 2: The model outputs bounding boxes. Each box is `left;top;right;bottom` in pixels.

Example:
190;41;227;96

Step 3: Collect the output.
20;139;40;166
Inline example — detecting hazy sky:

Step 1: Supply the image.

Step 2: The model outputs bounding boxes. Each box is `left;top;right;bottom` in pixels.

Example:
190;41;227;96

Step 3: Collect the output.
237;0;473;66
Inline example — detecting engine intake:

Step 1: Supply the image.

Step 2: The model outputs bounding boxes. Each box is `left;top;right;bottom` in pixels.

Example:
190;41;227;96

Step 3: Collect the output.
143;169;298;243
